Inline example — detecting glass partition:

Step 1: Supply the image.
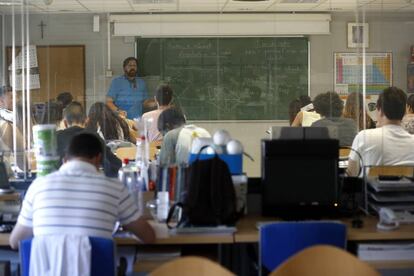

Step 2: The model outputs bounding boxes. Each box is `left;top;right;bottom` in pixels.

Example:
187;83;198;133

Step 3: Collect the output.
0;0;413;179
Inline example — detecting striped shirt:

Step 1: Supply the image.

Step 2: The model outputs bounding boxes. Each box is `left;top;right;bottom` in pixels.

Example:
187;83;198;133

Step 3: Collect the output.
17;160;140;239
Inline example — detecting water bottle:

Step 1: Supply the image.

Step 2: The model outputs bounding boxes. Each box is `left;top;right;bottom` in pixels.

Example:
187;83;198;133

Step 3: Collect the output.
118;158;131;184
135;136;145;167
118;158;141;212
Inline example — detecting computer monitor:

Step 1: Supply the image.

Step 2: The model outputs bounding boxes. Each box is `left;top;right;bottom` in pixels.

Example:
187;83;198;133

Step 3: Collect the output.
261;139;339;219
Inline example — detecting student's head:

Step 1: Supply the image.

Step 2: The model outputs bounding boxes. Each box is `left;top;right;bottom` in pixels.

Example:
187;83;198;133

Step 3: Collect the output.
39;100;63;125
56;92;73;109
313;91;343;118
343;92;370;130
376;86;406;121
157;107;186;135
65;132;103;168
343;92;363;121
142;98;157;114
155;85;173;107
0;86;13;110
87;102;130;141
63;101;85;127
406;93;414;114
298;95;312;107
123;57;138;78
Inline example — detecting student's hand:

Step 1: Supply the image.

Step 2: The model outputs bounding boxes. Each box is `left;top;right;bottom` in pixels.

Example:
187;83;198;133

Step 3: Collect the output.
118;110;127;118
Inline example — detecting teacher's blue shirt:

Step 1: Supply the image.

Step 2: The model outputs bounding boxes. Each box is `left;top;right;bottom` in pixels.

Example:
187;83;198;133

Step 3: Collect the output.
107;75;149;119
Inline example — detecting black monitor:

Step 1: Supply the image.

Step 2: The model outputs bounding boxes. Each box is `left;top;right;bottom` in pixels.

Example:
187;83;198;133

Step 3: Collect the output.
261;139;339;219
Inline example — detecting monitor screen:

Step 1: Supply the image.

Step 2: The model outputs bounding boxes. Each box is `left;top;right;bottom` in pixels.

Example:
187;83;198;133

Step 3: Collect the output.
261;139;339;219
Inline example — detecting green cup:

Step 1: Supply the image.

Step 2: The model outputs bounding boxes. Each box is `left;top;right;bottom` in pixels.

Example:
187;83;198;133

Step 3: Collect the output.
33;124;57;156
36;156;60;177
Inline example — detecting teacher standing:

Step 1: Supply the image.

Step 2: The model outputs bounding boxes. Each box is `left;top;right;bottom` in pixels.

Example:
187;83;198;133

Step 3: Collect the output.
106;57;149;119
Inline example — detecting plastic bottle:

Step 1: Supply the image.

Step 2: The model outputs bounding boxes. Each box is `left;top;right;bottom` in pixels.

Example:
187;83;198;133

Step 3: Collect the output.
118;158;141;212
135;136;145;167
118;158;131;184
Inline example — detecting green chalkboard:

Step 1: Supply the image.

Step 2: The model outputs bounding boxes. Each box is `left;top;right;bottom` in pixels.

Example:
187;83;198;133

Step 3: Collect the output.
136;37;309;120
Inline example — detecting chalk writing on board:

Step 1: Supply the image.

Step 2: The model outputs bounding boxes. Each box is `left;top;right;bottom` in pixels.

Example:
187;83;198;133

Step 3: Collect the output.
138;37;309;120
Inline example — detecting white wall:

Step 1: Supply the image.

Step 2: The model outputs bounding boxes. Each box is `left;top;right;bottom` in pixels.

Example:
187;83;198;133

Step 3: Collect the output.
2;12;414;176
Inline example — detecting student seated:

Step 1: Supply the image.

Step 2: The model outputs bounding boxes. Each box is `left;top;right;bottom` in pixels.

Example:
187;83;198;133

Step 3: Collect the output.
343;92;375;131
311;91;357;147
57;102;121;177
157;107;210;166
141;84;173;142
0;86;26;171
9;132;155;250
347;87;414;176
291;95;321;127
86;102;133;143
401;93;414;134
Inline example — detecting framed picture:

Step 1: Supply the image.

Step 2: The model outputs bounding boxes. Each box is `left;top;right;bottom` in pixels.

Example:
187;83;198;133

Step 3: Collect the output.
347;23;369;48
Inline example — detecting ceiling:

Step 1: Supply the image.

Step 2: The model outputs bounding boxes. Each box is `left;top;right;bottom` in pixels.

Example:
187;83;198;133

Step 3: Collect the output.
0;0;413;14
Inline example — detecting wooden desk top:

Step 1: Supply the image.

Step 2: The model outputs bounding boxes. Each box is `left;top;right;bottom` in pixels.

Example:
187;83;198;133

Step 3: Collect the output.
1;216;413;247
234;215;414;243
115;221;233;245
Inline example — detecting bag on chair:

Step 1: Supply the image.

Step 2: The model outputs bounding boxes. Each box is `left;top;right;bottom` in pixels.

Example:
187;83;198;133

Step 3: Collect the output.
166;147;239;228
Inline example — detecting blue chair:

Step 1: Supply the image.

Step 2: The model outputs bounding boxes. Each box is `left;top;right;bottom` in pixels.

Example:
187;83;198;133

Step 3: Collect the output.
259;222;346;275
20;237;115;276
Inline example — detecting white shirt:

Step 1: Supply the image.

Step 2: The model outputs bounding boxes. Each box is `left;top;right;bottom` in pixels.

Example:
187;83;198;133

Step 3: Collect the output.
17;160;140;238
141;109;163;142
349;124;414;167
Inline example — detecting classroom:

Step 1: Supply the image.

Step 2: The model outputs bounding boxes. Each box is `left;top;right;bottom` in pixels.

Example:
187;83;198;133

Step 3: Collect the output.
0;0;414;275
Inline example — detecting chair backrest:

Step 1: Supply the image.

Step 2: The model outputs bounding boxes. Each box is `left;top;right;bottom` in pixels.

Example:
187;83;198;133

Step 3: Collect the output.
19;237;115;276
259;222;346;274
270;245;379;276
149;256;235;276
339;147;351;159
368;165;414;177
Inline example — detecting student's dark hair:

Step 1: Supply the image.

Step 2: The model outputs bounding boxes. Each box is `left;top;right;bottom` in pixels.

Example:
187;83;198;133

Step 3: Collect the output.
123;57;138;68
86;102;131;141
157;107;186;133
67;132;103;159
298;95;312;107
376;86;407;120
63;101;85;125
407;93;414;113
313;91;344;118
156;84;173;106
0;86;11;97
39;100;63;124
56;92;73;108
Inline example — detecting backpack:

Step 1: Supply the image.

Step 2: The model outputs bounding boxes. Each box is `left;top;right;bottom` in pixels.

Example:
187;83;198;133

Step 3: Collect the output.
167;149;239;228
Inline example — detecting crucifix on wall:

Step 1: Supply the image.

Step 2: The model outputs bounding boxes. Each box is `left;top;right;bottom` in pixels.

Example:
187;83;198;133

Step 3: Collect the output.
38;20;46;39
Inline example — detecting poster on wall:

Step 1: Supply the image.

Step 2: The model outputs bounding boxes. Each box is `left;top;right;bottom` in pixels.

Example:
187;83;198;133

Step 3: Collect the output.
334;52;392;96
8;45;40;90
407;64;414;93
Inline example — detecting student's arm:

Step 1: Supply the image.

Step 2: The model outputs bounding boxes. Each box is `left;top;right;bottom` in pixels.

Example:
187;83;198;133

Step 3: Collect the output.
123;217;155;243
347;159;359;177
9;224;33;250
347;132;362;177
291;111;303;127
107;97;127;118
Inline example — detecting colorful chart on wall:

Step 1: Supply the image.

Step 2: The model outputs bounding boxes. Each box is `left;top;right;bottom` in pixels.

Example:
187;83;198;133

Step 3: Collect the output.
334;52;392;95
